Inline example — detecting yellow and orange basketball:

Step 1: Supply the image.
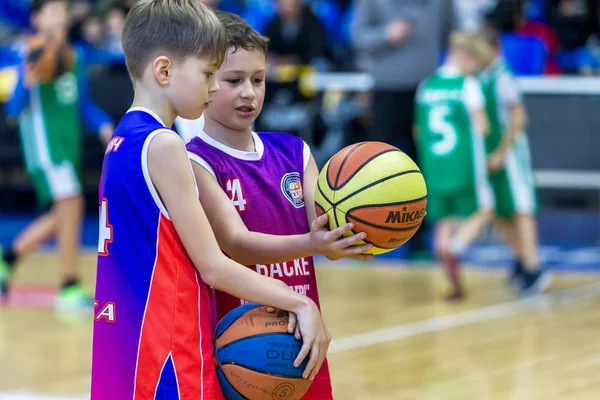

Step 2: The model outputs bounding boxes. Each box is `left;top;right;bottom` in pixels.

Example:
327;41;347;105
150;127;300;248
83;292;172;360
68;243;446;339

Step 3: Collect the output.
315;142;427;255
26;34;74;84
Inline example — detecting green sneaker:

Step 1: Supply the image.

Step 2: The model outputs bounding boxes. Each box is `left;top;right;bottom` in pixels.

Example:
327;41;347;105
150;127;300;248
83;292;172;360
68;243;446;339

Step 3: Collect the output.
0;248;12;299
55;284;95;310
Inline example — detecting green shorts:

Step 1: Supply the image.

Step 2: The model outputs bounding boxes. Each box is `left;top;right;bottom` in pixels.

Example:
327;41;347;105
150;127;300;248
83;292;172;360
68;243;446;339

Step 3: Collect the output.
19;110;82;206
489;139;537;218
427;184;494;222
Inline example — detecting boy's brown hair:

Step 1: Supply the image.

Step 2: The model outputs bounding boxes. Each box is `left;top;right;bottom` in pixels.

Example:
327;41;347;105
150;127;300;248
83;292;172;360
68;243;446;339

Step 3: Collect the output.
122;0;227;80
214;10;269;55
31;0;68;13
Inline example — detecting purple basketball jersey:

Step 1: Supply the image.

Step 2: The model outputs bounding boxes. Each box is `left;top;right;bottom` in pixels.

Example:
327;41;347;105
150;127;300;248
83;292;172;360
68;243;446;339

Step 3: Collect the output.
187;130;320;316
186;130;333;400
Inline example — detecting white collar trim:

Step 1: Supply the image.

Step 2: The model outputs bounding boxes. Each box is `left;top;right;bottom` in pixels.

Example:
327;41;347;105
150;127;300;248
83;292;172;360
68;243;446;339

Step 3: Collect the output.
197;129;264;161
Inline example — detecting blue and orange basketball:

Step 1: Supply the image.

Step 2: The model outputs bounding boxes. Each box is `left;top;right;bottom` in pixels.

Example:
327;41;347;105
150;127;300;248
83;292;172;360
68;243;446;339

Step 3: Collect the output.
214;303;312;400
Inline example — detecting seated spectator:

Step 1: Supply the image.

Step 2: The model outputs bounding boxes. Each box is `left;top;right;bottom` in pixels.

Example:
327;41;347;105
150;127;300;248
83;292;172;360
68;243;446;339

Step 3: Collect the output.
486;0;562;74
549;0;596;74
264;0;330;71
103;3;127;56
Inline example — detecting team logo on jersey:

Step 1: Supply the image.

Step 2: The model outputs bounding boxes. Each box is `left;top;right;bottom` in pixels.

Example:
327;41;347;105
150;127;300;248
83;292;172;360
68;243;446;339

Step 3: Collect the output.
281;172;304;208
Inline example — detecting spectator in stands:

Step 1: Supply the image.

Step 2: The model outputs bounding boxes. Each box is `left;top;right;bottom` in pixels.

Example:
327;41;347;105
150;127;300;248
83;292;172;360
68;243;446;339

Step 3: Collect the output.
351;0;455;158
103;3;127;56
351;0;455;259
487;0;562;74
264;0;329;69
548;0;599;74
454;0;498;32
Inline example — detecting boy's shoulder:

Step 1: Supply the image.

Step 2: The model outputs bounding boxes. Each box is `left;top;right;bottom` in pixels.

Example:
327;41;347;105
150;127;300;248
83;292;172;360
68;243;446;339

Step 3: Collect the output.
256;131;304;146
256;131;308;159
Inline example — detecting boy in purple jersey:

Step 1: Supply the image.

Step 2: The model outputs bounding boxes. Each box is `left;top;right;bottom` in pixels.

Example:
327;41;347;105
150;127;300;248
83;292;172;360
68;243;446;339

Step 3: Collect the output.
91;1;330;399
186;12;372;399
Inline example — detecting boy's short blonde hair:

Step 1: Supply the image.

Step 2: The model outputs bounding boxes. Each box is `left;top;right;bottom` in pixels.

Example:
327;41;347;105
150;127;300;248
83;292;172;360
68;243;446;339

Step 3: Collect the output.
122;0;227;80
450;31;491;65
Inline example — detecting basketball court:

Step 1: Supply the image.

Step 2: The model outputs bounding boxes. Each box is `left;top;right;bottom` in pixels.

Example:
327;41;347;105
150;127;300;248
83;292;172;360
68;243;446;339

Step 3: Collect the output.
1;251;599;400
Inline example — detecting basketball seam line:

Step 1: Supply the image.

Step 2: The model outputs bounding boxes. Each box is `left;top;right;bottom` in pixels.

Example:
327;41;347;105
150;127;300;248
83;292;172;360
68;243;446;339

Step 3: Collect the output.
334;149;402;191
214;303;263;340
216;332;291;353
329;142;365;191
347;214;423;232
219;362;306;380
344;195;428;212
316;181;334;211
360;237;407;250
217;367;251;400
334;170;422;207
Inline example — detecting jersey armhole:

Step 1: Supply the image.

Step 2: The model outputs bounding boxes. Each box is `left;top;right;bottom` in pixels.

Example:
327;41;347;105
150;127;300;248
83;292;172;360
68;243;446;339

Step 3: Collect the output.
141;129;187;220
302;141;311;172
188;152;217;180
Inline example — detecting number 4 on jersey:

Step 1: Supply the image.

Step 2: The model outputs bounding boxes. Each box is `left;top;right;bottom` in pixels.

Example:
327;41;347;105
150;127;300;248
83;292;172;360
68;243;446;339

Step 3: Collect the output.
98;198;113;256
226;178;247;211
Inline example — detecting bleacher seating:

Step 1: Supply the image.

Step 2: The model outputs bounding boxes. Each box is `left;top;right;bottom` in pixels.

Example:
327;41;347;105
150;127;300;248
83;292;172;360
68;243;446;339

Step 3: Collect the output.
501;33;547;76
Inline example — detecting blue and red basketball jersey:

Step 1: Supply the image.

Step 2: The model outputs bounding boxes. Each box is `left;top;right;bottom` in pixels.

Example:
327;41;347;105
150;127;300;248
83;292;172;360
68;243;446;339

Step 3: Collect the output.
186;130;333;400
91;107;224;400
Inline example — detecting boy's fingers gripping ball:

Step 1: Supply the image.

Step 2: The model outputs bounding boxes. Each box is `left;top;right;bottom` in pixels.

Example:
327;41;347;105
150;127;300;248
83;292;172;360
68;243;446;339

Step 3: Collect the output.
214;303;312;400
315;141;428;255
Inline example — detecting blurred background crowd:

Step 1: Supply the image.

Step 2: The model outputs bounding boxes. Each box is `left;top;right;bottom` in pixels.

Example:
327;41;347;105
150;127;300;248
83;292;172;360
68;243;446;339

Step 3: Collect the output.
0;0;598;262
4;0;600;75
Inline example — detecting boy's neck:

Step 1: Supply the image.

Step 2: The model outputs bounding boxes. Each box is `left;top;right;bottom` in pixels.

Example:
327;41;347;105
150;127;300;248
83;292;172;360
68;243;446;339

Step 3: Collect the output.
203;117;256;153
131;84;176;128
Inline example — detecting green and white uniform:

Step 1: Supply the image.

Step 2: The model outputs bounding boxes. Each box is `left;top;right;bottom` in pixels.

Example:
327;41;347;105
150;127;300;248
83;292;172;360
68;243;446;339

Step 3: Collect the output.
416;64;494;221
480;58;537;218
19;68;82;205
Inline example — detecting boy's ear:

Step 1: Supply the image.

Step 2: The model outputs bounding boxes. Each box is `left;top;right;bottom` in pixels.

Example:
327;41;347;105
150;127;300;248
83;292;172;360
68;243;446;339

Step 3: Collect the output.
153;55;172;86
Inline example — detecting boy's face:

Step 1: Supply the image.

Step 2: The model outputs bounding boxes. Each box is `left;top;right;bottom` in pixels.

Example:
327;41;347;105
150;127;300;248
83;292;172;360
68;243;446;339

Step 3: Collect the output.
204;47;266;131
166;55;220;120
33;1;70;37
455;50;480;75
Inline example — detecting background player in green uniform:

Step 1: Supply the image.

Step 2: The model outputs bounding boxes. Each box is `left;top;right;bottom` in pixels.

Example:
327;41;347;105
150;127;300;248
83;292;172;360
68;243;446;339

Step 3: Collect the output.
479;22;551;294
0;0;113;308
415;33;494;300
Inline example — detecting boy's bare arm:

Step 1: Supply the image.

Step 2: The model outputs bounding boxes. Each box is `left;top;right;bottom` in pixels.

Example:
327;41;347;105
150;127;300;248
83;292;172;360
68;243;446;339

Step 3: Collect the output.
498;103;527;153
148;132;330;379
488;103;527;172
470;109;490;137
191;161;370;265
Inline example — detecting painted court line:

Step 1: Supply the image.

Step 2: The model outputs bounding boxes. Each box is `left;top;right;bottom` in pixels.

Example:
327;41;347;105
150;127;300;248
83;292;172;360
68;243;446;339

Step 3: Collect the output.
0;394;87;400
329;282;600;354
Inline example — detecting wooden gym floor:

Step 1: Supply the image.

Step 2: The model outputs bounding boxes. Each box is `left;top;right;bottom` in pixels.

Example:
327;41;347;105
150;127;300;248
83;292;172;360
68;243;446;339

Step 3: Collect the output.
1;252;600;399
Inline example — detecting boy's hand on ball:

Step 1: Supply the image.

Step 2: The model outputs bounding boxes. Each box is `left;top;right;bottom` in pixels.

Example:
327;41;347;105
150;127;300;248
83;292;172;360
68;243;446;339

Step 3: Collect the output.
293;300;331;380
310;214;373;260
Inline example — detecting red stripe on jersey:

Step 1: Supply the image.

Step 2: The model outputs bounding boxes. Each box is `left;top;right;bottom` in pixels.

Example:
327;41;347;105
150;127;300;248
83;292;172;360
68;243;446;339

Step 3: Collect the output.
134;215;177;399
134;214;224;400
302;358;333;400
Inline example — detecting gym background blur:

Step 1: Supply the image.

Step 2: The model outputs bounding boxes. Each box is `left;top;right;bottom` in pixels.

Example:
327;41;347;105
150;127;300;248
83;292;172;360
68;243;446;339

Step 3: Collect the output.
0;0;598;265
